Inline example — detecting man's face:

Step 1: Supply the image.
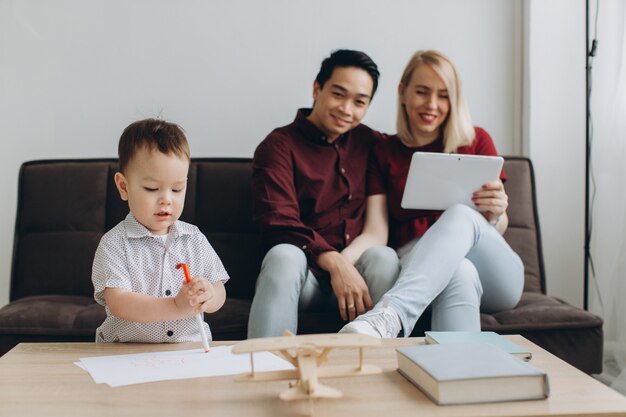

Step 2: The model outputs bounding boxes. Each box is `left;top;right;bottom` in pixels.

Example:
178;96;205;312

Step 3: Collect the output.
114;147;189;235
307;66;374;143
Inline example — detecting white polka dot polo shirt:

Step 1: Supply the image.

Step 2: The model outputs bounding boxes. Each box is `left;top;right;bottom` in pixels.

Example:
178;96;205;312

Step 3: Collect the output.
92;213;229;343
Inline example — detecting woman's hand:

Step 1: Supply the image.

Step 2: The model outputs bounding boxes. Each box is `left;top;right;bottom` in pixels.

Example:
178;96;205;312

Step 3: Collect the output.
472;180;508;226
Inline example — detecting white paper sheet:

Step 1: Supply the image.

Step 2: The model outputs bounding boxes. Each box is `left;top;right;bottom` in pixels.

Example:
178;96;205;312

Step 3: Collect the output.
77;345;293;387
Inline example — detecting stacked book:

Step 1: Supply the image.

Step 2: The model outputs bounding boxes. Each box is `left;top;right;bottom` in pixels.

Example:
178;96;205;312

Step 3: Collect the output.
396;332;549;405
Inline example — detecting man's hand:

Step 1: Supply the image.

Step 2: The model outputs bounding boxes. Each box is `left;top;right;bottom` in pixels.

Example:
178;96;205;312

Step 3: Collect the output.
318;251;373;321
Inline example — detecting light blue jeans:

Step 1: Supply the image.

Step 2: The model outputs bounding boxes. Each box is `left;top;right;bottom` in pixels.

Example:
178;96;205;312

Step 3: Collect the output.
247;244;400;338
387;203;524;336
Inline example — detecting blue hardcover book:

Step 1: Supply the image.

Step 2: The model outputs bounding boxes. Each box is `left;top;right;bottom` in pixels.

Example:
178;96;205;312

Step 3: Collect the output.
424;331;532;360
396;343;549;405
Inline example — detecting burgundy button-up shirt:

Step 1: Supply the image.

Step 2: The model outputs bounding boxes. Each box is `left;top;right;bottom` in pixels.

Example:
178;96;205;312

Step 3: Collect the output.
252;108;382;280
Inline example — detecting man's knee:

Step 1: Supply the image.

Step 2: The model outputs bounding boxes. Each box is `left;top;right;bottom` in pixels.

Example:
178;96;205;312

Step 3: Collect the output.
358;246;400;280
357;246;400;302
263;243;307;265
257;244;308;290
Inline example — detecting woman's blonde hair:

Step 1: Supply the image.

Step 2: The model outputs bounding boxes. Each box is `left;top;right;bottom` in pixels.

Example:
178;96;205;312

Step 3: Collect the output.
397;50;475;153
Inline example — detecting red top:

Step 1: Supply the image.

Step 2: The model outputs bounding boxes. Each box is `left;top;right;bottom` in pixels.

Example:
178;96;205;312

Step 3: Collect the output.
368;127;505;249
252;109;382;280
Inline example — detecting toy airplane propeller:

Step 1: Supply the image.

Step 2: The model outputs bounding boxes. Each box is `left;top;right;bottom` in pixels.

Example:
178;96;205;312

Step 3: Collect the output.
232;331;382;401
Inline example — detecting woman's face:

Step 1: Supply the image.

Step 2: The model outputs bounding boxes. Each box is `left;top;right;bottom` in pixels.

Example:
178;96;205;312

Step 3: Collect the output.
400;63;450;142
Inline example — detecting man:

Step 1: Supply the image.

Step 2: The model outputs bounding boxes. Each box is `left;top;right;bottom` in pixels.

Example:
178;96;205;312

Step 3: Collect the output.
248;49;399;338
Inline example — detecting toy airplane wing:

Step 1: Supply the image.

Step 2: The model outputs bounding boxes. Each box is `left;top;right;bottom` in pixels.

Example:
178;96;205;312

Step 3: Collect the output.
234;363;381;382
231;333;381;354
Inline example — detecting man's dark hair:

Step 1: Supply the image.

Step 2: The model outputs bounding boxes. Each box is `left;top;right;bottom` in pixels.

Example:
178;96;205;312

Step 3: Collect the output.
118;118;190;173
314;49;380;98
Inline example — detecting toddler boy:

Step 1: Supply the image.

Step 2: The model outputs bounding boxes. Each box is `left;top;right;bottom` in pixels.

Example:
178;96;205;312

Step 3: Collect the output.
92;118;229;343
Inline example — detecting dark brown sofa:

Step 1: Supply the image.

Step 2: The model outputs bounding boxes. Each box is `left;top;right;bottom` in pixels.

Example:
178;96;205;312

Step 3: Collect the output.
0;157;604;373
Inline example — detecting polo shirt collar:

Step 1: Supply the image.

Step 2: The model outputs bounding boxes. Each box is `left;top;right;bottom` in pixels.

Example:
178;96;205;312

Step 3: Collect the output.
295;108;347;145
122;212;195;239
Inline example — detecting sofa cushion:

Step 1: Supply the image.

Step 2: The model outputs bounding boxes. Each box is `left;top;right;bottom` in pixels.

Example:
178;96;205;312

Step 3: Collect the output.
12;232;103;299
18;163;110;234
491;293;604;374
0;295;103;335
205;232;262;300
206;298;252;341
502;158;544;293
482;292;603;331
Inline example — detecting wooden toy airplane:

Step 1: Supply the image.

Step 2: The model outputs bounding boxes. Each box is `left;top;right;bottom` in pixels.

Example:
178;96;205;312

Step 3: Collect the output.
232;331;382;401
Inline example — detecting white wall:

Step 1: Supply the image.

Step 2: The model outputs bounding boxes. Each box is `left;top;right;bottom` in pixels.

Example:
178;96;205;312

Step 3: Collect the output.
525;0;586;307
0;0;521;307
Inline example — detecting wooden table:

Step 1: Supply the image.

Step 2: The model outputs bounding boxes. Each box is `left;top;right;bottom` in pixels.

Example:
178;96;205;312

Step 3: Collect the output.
1;336;625;417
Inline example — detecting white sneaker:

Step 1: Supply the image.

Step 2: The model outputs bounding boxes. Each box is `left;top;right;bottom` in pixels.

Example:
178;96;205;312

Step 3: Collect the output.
339;307;402;338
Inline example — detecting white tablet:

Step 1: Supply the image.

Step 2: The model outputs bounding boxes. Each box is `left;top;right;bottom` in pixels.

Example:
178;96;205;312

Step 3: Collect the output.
400;152;504;210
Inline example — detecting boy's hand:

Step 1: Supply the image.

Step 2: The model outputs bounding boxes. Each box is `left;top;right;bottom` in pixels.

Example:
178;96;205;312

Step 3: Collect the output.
173;282;197;316
174;277;217;316
187;276;217;314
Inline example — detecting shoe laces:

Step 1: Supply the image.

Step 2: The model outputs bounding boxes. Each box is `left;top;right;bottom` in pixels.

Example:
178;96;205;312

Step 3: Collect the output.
358;307;400;338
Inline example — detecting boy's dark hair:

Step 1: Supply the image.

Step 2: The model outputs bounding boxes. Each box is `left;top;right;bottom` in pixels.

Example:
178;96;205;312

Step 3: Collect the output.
118;118;190;173
314;49;380;98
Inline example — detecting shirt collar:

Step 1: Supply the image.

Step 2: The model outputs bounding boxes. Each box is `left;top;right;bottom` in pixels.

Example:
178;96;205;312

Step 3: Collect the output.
122;212;196;239
294;108;348;145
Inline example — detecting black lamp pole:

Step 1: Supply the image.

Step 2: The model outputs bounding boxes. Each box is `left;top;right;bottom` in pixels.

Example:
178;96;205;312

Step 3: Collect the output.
584;0;591;311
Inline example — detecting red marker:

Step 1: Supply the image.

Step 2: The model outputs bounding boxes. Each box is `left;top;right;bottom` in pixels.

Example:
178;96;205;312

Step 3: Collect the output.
176;263;210;352
176;263;192;284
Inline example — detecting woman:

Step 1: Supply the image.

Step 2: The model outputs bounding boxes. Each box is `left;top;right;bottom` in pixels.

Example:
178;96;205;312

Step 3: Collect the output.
340;50;524;337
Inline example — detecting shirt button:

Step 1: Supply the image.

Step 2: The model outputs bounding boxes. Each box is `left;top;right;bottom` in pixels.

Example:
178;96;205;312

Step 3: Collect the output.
302;244;308;250
346;234;350;240
167;330;174;337
165;290;171;296
340;168;346;174
321;135;327;142
348;194;353;201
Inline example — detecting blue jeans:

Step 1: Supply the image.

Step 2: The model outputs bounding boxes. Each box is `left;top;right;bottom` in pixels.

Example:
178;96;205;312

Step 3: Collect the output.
388;203;524;336
247;244;400;338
